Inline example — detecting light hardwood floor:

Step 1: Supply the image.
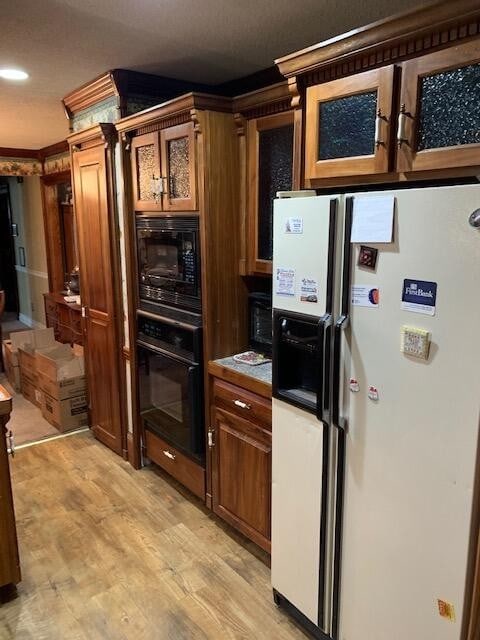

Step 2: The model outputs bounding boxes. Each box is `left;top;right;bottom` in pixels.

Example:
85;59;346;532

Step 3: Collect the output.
0;432;307;640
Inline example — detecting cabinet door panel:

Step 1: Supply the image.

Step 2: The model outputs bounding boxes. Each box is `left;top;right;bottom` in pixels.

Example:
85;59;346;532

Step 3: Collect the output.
247;112;294;274
131;132;162;211
212;407;271;552
397;40;480;172
305;66;395;181
73;145;123;455
160;123;197;211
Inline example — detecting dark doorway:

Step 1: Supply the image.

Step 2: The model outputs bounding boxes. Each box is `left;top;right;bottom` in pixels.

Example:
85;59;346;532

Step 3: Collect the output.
0;180;19;316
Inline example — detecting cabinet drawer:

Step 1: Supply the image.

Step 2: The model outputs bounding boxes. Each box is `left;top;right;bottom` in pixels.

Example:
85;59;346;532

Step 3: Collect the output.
212;379;271;428
44;297;57;316
70;310;82;333
145;430;205;500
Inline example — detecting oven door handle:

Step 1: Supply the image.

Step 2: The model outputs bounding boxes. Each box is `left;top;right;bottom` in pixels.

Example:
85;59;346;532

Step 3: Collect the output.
137;309;202;333
137;339;197;366
188;365;204;454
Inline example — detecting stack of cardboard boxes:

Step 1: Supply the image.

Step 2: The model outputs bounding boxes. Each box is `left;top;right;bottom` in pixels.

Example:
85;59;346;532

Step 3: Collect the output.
2;339;21;392
36;344;88;432
2;328;89;432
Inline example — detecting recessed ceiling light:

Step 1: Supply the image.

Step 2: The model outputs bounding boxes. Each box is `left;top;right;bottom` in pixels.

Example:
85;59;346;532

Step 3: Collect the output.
0;69;29;80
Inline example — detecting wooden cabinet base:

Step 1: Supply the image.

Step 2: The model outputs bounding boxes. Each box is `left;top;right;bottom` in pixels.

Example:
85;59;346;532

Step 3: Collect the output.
209;370;272;554
145;430;205;500
0;388;21;588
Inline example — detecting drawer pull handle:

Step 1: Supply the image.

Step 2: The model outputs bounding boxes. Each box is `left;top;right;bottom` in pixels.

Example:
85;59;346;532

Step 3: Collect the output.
163;450;176;460
396;104;413;148
234;399;251;410
374;108;389;148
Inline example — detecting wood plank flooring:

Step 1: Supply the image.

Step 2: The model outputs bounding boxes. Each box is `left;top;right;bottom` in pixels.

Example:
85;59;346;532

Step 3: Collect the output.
0;432;307;640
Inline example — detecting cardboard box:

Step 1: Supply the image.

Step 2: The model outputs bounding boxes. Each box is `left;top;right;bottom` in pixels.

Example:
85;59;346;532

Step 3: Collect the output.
10;328;55;352
36;345;86;400
41;392;89;432
18;348;38;381
37;372;86;401
2;340;21;391
17;329;60;384
37;345;85;381
20;372;40;407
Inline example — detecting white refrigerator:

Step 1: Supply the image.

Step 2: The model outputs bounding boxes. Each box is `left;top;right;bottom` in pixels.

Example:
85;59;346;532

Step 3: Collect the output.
271;185;480;640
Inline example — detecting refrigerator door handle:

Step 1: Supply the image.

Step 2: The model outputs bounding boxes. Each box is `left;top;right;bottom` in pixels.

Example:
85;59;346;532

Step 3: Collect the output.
316;313;333;425
332;314;349;430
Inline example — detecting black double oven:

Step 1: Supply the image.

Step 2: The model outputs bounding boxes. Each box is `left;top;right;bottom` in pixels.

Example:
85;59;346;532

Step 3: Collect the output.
135;215;204;464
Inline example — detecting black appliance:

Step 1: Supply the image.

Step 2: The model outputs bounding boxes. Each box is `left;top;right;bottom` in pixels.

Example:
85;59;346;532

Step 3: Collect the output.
272;309;331;417
248;292;272;355
137;310;204;463
136;215;201;313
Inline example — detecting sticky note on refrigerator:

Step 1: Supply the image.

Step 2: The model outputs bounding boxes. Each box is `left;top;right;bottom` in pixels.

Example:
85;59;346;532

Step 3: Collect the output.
351;195;394;243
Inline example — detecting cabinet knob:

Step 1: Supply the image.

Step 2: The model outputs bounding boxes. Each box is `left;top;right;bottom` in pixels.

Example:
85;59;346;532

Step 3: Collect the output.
163;450;176;461
234;399;251;410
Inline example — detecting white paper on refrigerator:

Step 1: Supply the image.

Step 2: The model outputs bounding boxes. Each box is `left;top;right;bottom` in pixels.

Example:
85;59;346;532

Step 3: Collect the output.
351;195;394;243
275;267;296;297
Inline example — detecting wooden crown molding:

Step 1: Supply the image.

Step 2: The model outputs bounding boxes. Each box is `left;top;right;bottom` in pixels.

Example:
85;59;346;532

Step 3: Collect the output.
63;72;117;117
115;92;232;135
276;0;480;79
39;140;69;160
67;123;117;149
233;82;290;113
0;147;41;160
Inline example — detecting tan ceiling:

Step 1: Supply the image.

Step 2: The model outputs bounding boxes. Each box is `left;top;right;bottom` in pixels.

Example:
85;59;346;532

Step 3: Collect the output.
1;0;425;150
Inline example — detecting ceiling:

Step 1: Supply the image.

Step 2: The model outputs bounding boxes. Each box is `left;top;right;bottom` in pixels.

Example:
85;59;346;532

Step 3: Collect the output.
1;0;425;150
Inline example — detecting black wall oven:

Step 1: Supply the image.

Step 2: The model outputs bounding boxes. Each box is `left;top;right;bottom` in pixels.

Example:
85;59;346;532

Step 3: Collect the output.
136;215;201;313
137;311;204;463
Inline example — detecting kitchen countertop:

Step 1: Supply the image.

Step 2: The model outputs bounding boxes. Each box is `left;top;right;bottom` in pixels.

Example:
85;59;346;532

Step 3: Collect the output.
208;356;272;399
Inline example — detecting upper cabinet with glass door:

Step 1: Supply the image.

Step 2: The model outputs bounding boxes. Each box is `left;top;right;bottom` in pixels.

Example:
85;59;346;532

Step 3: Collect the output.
397;41;480;173
305;66;395;182
131;122;197;212
247;112;294;274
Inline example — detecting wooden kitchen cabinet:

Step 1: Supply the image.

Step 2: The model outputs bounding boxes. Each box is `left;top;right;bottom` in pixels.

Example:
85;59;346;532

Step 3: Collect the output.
397;40;480;173
44;293;83;346
234;82;295;276
131;123;197;212
130;132;163;212
0;386;21;590
70;124;124;457
305;66;395;181
246;112;294;274
210;378;272;552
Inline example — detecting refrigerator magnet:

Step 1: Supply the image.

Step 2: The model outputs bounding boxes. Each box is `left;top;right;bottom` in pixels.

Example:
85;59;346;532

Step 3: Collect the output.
401;279;437;316
351;285;379;307
349;378;360;392
300;277;318;303
275;267;296;296
285;217;303;234
358;245;378;270
368;386;379;401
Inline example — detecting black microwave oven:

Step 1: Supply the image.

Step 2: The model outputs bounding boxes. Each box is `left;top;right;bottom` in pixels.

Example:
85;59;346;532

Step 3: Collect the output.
136;215;201;313
249;292;272;355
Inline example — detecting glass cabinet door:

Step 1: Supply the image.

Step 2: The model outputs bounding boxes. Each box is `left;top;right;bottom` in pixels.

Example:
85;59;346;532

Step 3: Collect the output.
305;66;394;181
160;122;197;211
397;41;480;173
130;132;163;211
247;111;294;275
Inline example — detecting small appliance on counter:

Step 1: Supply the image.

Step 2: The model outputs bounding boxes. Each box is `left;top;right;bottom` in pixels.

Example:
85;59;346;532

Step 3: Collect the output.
248;292;272;356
